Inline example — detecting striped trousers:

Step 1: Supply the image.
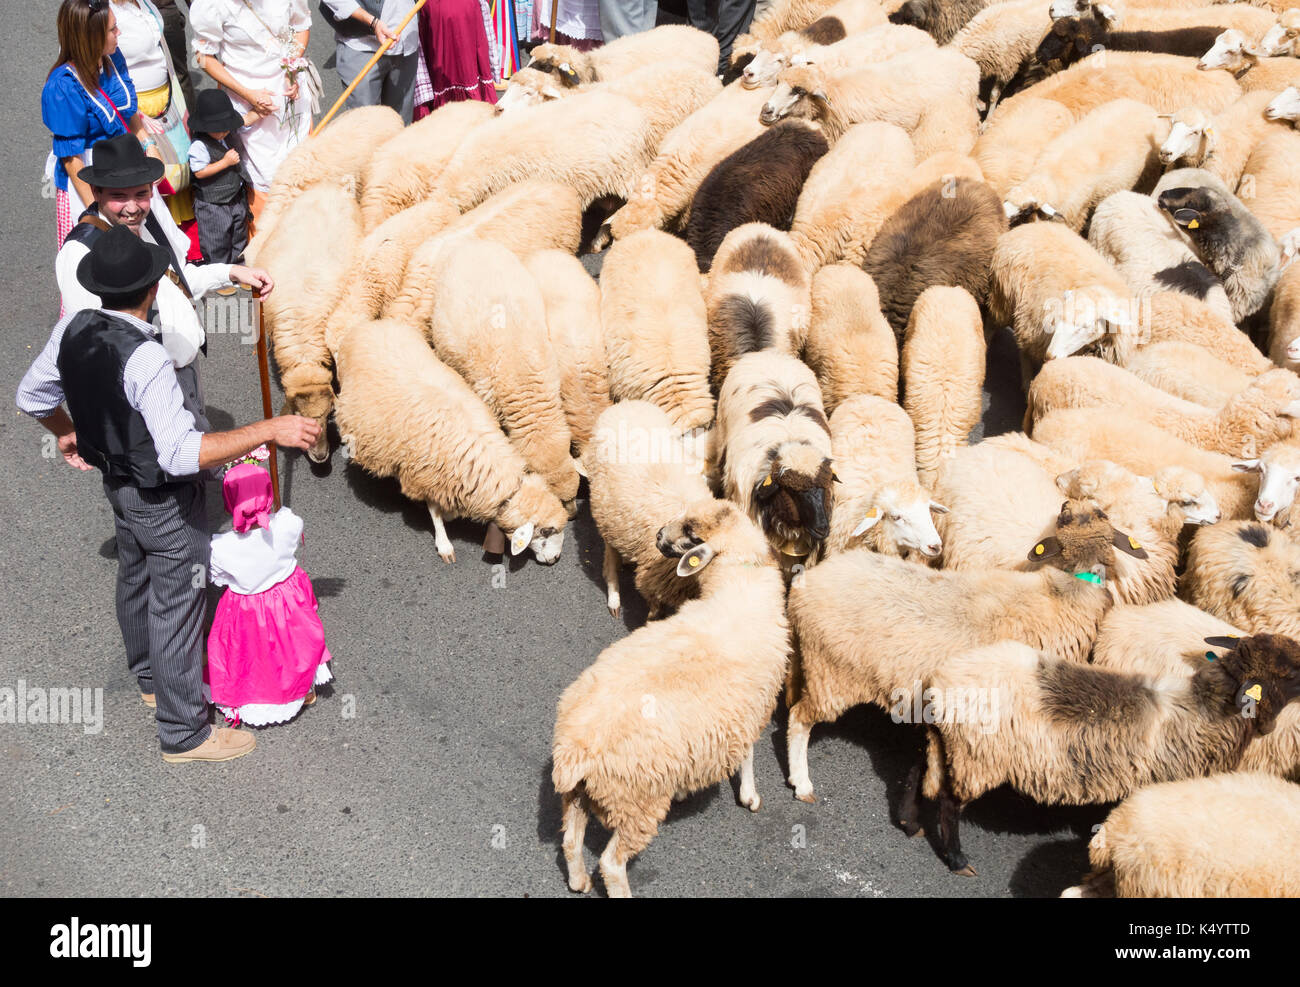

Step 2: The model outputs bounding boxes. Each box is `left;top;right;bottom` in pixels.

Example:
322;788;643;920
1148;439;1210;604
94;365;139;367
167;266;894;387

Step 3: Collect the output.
102;477;212;754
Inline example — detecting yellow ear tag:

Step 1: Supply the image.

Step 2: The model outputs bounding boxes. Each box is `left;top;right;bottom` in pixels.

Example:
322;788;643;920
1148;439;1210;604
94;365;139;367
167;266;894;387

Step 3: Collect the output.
1034;543;1045;556
1245;684;1263;702
763;477;772;487
1188;219;1200;229
867;508;879;518
688;555;700;567
1128;536;1141;549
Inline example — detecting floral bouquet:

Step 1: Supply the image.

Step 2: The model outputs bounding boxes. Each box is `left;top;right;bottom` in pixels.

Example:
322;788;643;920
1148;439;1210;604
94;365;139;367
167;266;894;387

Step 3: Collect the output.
274;27;322;129
224;444;271;473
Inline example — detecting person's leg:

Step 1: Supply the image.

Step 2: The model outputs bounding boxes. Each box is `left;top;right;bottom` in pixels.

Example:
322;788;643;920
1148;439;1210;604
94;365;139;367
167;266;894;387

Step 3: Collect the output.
118;482;212;754
229;196;250;265
157;0;196;106
686;0;713;34
102;482;153;698
598;0;639;42
641;0;661;32
336;41;385;111
383;51;420;123
714;0;756;72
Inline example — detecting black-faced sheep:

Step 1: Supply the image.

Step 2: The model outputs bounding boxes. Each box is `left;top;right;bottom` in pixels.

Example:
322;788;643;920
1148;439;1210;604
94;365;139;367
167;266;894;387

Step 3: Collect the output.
911;632;1300;874
785;499;1142;802
710;350;835;568
552;499;789;898
862;177;1006;337
705;224;811;392
888;0;991;45
684;121;829;272
1063;772;1300;897
1034;16;1226;75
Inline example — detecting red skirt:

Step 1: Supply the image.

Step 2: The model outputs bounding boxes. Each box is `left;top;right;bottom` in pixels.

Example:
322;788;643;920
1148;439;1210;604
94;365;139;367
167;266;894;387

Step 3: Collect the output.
415;0;499;119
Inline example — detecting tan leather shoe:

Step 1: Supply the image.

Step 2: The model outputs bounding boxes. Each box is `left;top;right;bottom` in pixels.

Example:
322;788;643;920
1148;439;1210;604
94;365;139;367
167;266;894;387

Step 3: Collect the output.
141;692;156;708
302;688;317;707
162;727;256;764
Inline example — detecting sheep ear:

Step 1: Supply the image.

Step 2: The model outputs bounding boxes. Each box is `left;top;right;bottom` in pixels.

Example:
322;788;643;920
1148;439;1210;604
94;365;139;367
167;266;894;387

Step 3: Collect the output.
676;542;715;577
1204;635;1242;650
1232;459;1263;473
541;82;566;100
557;63;580;87
510;521;534;556
930;502;949;515
1028;536;1063;561
755;473;781;501
572;456;589;479
851;507;883;536
1280;400;1300;418
1112;529;1150;559
1096;3;1119;25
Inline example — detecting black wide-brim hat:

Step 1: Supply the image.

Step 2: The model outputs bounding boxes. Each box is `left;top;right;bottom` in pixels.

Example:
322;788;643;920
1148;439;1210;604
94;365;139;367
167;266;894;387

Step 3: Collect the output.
79;133;165;189
188;88;245;135
76;224;173;296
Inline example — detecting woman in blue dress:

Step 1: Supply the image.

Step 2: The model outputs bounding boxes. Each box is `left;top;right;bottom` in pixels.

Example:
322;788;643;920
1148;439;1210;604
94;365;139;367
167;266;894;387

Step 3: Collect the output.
43;0;163;247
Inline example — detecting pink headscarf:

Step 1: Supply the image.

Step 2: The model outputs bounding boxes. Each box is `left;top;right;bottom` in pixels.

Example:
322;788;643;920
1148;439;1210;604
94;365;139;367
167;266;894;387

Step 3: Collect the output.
223;463;274;533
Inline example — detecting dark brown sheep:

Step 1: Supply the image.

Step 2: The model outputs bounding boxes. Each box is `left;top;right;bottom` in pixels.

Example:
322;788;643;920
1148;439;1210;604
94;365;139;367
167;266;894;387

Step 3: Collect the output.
861;177;1007;340
889;0;990;45
1035;15;1226;75
685;121;829;273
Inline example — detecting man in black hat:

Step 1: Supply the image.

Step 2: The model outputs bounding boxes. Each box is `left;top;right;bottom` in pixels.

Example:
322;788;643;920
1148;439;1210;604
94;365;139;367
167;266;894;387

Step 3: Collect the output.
18;226;321;763
56;134;273;384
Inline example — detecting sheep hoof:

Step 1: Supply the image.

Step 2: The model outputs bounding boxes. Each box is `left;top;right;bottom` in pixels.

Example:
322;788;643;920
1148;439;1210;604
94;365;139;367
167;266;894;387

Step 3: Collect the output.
608;604;621;619
439;549;457;564
568;873;593;894
900;820;924;839
950;863;978;878
794;789;816;804
741;794;761;812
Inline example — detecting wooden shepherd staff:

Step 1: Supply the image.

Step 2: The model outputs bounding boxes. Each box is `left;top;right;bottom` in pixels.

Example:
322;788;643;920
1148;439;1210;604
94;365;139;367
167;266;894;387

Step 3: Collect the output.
253;288;281;510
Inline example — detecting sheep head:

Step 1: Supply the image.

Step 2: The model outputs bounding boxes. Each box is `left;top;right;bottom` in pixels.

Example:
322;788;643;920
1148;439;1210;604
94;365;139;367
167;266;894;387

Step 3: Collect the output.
280;363;334;464
743;37;802;89
656;498;775;575
1259;9;1300;56
1049;0;1118;23
1026;499;1148;580
1157;185;1222;240
760;66;828;127
1159;107;1215;166
1203;633;1300;735
1198;29;1259;74
498;473;568;564
1150;465;1221;526
1266;86;1300;124
1035;16;1103;70
1233;441;1300;524
752;441;835;557
1042;287;1136;361
888;0;929;30
496;67;570;114
850;482;947;559
526;44;591;85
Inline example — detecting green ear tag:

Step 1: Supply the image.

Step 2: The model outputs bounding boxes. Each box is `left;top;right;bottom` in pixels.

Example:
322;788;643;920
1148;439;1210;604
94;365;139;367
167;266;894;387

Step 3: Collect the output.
1073;571;1104;585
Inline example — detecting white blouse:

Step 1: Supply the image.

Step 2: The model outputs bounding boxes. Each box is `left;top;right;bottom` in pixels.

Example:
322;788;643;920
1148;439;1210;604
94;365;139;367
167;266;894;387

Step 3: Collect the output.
190;0;312;92
210;507;305;595
112;0;170;92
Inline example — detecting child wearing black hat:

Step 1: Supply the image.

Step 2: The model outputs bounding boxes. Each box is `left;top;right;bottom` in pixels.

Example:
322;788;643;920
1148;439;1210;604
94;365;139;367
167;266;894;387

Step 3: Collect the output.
187;89;261;266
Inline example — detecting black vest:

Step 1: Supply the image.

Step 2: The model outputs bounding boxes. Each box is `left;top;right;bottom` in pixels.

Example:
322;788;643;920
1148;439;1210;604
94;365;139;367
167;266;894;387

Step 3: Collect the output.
192;134;245;204
56;310;177;488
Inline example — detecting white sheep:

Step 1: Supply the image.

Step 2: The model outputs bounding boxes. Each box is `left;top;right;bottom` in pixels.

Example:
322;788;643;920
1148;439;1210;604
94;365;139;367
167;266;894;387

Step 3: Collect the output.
1199;27;1300;91
786;121;917;271
973;96;1076;198
1003;98;1166;231
1268;262;1300;372
901;286;985;487
586;401;713;619
600;229;715;436
825;394;946;559
1157;90;1288;188
1123;341;1256;407
357;100;496;231
1259;7;1300;56
740;20;932;90
1237;129;1300;241
1266;83;1300;121
423;237;580;508
705;223;811;391
951;0;1059;119
802;264;898;413
528;23;720;83
1063;772;1300;897
333;318;569;564
552;500;789;897
759;49;981;156
523;250;611;465
710;350;835;566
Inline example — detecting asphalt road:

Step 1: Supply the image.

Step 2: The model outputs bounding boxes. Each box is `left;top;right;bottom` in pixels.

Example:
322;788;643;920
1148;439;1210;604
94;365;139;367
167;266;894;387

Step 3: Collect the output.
0;1;1104;898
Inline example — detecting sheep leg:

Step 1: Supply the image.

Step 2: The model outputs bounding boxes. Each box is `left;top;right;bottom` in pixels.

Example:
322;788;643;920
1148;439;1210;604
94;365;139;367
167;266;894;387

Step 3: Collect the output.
896;749;925;839
560;790;593;894
737;745;761;812
598;832;634;899
603;542;622;618
426;503;456;564
937;787;976;878
786;705;816;803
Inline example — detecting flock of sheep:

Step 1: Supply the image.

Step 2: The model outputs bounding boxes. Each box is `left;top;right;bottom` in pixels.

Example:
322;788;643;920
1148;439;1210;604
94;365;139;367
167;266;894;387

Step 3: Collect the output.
244;0;1300;898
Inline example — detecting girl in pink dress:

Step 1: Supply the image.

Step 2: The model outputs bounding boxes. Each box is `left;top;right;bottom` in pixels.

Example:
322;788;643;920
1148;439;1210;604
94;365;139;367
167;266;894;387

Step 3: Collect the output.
206;457;333;726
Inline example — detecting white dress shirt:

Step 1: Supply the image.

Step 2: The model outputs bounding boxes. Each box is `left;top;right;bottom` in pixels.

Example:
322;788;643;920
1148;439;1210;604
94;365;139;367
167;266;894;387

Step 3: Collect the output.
56;196;232;369
17;310;205;477
323;0;418;55
210;508;305;594
112;0;171;92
